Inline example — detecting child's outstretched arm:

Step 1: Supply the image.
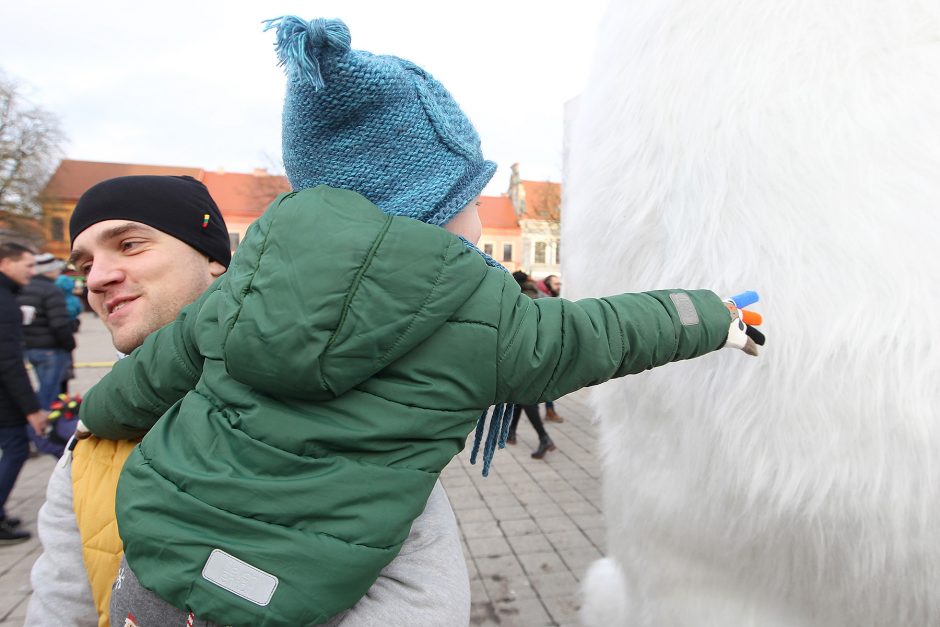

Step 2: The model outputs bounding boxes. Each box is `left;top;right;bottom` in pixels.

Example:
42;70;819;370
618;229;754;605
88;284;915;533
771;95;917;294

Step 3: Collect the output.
494;277;747;405
79;279;222;440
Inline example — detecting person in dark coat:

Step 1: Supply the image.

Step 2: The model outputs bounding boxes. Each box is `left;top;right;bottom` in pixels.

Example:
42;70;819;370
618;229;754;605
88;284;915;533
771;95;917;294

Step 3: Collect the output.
507;271;556;459
0;242;48;544
537;275;565;423
18;253;77;410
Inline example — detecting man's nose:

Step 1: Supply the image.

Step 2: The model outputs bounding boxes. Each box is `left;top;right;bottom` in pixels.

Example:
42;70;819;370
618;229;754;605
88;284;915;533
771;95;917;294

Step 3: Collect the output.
85;257;124;291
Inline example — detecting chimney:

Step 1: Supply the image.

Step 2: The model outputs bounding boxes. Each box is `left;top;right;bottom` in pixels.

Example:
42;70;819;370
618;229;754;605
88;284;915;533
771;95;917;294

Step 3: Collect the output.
253;168;268;177
509;163;525;217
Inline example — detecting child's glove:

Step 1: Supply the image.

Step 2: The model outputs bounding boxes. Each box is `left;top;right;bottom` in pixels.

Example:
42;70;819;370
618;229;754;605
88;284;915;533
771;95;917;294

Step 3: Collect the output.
724;291;765;356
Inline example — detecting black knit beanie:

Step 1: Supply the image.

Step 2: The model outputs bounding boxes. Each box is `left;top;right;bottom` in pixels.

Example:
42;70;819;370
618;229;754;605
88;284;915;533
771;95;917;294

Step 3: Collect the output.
69;175;231;268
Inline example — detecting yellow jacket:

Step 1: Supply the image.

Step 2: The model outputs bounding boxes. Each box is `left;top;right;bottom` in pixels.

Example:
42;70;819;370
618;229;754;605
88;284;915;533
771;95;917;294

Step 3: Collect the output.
71;436;139;627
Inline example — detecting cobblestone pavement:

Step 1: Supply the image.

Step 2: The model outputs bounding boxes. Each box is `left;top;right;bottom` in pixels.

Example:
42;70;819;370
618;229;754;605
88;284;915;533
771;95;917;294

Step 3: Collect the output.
442;392;605;627
0;313;606;626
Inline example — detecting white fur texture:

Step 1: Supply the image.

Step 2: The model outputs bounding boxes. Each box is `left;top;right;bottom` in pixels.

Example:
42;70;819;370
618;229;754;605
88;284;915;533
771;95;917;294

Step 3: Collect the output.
581;558;632;625
565;1;940;625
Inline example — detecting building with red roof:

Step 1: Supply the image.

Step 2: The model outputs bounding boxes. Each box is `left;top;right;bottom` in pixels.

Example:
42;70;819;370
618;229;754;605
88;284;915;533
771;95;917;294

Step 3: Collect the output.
38;159;560;282
199;169;290;246
507;164;561;280
40;160;287;259
477;194;522;272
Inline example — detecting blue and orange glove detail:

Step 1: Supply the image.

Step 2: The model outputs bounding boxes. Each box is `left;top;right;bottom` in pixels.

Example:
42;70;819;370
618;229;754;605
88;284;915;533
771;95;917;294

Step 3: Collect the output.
724;290;765;356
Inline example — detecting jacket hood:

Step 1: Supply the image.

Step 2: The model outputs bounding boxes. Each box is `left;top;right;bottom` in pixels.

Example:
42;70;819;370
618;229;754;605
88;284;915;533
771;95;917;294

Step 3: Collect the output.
219;186;489;401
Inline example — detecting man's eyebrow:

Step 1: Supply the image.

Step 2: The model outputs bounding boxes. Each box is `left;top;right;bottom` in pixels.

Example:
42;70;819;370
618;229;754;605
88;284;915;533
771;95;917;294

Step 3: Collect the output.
68;223;157;265
66;250;84;266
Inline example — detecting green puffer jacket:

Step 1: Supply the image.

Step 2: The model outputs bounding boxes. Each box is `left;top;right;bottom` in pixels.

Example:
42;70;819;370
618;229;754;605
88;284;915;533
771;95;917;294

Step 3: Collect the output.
82;185;732;626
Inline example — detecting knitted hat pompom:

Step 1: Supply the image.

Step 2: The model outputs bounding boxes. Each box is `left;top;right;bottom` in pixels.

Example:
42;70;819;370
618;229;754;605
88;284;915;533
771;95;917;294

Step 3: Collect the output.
264;16;351;92
264;16;498;233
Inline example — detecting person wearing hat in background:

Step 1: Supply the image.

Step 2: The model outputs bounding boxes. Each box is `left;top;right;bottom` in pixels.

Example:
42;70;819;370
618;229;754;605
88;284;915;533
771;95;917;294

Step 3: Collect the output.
26;175;470;627
0;242;47;545
55;268;84;333
54;266;84;397
18;252;76;411
74;16;762;627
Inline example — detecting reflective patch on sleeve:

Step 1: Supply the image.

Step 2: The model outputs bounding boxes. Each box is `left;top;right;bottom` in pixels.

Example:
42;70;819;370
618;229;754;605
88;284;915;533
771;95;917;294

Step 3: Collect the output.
669;292;700;326
202;549;278;607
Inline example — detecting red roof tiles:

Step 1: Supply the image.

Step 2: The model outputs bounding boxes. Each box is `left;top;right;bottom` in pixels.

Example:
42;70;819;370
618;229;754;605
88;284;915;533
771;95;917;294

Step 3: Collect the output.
479;195;518;230
518;180;561;221
43;160;204;200
42;160;290;222
201;171;290;218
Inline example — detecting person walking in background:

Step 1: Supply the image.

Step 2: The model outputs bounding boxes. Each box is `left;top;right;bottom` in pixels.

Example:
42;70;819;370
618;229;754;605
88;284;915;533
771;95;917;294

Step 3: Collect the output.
55;262;84;395
54;263;82;396
507;271;556;458
18;252;76;410
54;266;83;328
507;404;557;459
512;270;541;299
537;274;565;422
0;242;47;544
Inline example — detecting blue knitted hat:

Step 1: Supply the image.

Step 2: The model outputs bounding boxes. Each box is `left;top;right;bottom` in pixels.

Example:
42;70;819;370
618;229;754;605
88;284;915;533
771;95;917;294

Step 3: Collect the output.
265;16;498;230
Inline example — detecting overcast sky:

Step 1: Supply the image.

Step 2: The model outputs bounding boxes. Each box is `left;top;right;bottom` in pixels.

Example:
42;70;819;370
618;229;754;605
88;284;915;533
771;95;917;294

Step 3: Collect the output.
1;0;607;194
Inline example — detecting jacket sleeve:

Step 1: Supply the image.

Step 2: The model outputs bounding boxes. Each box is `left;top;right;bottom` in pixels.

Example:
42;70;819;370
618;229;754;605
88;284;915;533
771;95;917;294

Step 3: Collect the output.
43;286;76;351
0;303;40;415
79;282;219;440
494;274;731;405
25;461;99;627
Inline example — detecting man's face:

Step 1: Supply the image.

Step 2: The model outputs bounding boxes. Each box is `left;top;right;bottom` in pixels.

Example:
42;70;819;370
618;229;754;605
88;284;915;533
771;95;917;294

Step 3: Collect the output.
0;252;36;287
546;276;561;296
70;220;225;353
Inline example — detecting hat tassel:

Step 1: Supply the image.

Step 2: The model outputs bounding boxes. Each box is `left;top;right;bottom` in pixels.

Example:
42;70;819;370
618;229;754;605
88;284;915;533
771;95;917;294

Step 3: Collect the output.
263;16;351;91
469;403;515;477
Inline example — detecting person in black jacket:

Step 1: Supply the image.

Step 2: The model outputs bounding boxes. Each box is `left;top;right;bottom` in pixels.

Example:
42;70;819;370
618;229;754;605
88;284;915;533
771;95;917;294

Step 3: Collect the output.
0;242;48;544
18;253;76;410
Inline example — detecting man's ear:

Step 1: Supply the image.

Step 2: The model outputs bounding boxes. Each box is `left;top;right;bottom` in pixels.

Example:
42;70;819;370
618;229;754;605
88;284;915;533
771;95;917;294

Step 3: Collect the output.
209;260;226;278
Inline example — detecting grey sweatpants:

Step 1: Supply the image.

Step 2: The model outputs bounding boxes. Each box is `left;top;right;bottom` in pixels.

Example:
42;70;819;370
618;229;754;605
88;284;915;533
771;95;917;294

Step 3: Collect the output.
110;557;215;626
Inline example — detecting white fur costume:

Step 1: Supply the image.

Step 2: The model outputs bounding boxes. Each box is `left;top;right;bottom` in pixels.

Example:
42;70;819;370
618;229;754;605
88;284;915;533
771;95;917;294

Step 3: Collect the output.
564;2;940;625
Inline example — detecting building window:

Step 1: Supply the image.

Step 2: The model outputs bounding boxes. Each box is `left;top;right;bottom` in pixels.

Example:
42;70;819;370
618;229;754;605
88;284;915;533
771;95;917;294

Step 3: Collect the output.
50;217;65;242
503;243;513;262
229;232;240;250
534;241;546;264
555;241;560;263
483;243;494;257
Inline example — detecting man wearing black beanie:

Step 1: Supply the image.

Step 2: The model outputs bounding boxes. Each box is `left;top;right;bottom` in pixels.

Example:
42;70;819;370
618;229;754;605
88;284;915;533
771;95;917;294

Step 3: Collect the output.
66;175;230;353
27;175;469;626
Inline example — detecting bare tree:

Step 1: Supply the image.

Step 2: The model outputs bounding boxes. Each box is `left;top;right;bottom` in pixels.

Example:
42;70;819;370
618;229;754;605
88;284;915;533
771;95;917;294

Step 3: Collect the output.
528;179;561;221
0;73;64;241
